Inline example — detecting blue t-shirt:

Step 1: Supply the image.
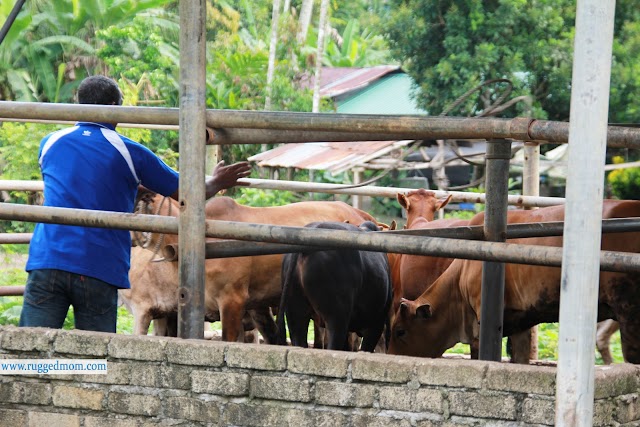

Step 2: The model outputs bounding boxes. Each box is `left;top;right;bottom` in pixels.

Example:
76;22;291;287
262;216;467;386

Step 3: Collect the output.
26;122;179;289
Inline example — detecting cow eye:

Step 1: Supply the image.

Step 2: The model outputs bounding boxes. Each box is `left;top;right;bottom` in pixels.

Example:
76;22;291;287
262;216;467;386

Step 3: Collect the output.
394;329;406;339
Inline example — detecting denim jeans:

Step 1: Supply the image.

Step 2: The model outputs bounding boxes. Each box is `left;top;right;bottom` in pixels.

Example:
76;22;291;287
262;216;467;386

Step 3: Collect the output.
19;269;118;333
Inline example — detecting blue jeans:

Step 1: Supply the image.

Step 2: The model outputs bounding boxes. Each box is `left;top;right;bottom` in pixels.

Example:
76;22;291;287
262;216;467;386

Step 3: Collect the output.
19;269;118;333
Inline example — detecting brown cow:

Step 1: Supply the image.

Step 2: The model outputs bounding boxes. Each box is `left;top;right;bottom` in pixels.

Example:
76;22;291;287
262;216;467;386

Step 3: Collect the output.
119;246;271;340
388;199;640;364
130;189;378;342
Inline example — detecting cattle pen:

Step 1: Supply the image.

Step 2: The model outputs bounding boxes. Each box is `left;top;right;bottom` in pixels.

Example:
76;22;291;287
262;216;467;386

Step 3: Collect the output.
0;1;639;426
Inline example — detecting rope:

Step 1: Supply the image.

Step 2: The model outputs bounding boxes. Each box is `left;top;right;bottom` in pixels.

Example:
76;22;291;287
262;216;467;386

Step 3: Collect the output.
132;193;170;262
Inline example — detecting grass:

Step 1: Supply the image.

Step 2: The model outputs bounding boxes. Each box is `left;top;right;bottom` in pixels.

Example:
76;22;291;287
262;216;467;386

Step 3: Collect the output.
0;252;626;363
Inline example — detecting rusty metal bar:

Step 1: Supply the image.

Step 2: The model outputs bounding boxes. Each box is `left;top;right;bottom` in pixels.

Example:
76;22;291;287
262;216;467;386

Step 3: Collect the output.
479;140;511;361
177;0;207;340
207;127;418;145
0;233;32;244
0;286;24;297
2;102;640;146
1;203;640;271
0;178;567;208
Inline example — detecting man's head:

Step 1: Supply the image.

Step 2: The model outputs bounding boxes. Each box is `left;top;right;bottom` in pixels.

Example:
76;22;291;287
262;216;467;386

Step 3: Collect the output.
77;75;123;106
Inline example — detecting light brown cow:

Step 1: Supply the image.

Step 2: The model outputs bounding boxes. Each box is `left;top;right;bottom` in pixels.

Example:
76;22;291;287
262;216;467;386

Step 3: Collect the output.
388;199;640;364
131;189;378;342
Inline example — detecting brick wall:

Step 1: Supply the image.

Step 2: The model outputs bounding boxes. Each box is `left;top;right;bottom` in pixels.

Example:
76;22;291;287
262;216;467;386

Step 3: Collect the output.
0;325;638;426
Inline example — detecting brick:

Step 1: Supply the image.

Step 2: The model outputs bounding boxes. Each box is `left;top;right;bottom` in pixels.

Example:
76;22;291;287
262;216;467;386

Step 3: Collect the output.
593;399;617;427
351;413;412;427
594;364;640;399
83;416;138;427
223;402;346;427
448;391;517;420
53;329;110;356
288;348;353;378
226;343;287;371
159;365;191;389
378;386;443;413
416;358;488;389
108;391;161;416
108;335;167;361
251;375;311;402
128;363;161;387
165;338;224;367
52;384;104;410
79;361;129;385
0;409;27;427
192;370;249;396
615;393;640;424
1;326;57;352
522;397;555;425
164;396;220;422
485;362;555;395
351;353;415;383
28;412;79;427
315;381;376;407
0;381;51;405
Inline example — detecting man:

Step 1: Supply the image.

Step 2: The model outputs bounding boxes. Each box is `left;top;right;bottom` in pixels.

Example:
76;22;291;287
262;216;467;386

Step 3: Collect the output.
19;75;251;333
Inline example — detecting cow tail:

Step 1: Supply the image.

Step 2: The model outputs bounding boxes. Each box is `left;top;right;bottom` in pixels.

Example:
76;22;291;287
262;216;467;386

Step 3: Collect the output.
276;253;296;346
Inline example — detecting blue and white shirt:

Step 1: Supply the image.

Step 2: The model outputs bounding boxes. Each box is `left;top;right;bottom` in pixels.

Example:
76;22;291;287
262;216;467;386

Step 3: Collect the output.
26;122;179;289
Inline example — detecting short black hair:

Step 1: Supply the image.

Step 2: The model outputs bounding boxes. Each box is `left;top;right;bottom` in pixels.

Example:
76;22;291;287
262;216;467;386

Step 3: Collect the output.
77;75;123;105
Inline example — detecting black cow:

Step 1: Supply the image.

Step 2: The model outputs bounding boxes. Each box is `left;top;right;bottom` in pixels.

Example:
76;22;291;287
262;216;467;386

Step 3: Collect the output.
276;221;393;352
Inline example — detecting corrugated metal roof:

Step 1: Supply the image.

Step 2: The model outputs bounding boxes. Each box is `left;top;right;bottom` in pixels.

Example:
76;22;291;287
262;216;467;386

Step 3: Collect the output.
249;140;415;174
253;66;425;174
299;65;400;98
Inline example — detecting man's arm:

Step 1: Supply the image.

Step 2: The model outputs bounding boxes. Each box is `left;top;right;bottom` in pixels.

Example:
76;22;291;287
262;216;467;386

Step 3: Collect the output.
170;161;251;201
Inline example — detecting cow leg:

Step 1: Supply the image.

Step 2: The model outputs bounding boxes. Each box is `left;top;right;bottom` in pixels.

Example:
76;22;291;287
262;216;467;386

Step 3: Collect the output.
618;319;640;364
286;305;312;348
360;322;385;353
249;308;278;345
133;311;152;336
325;320;350;351
596;319;619;365
220;299;246;343
470;338;479;359
152;317;168;336
313;322;326;349
508;330;532;364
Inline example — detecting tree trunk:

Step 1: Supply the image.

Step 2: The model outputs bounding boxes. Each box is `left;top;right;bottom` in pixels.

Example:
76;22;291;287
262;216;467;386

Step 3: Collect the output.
265;0;282;111
312;0;329;113
297;0;314;44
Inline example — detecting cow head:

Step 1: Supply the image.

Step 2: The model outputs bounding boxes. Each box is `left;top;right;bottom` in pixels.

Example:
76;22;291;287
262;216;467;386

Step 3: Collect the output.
387;297;450;358
397;189;453;228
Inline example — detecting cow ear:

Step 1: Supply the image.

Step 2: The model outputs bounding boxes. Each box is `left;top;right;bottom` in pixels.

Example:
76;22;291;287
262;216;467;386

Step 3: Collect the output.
437;194;453;211
415;303;432;319
397;193;410;210
399;299;411;317
389;220;397;231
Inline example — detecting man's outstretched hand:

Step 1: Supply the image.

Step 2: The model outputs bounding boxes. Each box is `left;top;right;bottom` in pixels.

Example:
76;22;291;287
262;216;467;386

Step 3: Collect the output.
206;160;252;198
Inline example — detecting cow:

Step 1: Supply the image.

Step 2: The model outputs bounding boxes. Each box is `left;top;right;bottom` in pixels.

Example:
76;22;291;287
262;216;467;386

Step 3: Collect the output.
119;247;274;342
277;221;393;352
129;188;379;342
388;199;640;364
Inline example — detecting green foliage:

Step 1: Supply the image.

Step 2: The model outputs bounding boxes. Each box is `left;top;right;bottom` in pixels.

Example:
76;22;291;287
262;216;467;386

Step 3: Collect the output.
96;15;179;107
385;0;640;122
0;122;58;233
607;167;640;200
234;188;297;207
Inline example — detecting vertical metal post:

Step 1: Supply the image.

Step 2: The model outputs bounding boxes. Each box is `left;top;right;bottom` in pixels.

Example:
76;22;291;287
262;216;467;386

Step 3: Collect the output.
523;142;540;360
479;139;511;361
352;167;363;209
556;1;616;425
177;0;207;339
